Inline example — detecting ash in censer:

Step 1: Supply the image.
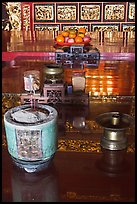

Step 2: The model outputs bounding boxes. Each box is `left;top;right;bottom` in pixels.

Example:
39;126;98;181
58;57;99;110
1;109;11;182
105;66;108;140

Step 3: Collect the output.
11;107;50;124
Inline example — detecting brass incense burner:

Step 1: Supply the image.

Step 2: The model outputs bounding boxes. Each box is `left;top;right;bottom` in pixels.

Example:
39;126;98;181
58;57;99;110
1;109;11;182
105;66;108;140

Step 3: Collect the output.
43;63;64;84
96;112;134;150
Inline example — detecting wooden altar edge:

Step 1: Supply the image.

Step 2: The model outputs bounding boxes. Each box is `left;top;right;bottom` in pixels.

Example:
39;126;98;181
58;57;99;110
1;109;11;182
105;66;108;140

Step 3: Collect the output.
2;52;55;62
2;52;135;62
101;52;135;61
2;137;135;153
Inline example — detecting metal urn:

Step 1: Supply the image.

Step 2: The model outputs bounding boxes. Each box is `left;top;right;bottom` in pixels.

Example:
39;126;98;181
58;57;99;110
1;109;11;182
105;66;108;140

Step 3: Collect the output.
96;111;134;150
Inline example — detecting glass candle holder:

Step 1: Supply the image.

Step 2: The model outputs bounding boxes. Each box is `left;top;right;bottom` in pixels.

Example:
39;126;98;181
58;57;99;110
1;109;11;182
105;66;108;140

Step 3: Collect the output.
24;70;40;93
72;72;85;92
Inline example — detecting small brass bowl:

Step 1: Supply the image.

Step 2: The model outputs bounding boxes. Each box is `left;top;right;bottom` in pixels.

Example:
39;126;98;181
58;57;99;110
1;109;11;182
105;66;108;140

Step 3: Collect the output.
43;63;63;76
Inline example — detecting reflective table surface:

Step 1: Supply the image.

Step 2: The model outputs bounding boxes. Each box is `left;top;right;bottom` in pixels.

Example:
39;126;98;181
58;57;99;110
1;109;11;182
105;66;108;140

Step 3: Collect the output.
2;31;135;202
2;146;135;202
2;31;135;62
2;30;135;53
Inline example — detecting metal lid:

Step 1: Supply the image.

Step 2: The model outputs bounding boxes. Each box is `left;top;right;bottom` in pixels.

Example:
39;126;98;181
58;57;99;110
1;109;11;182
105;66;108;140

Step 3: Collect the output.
43;63;63;75
96;111;134;130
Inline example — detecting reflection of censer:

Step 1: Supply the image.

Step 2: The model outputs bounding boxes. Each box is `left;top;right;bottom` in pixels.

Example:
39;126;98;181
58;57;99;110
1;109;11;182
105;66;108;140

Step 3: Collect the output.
96;112;134;150
4;104;58;173
11;164;59;202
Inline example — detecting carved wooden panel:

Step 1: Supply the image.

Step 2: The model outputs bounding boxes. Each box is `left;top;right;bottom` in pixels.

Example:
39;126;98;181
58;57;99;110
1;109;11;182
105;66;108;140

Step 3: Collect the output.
56;3;78;22
79;3;101;22
103;3;126;22
34;3;55;22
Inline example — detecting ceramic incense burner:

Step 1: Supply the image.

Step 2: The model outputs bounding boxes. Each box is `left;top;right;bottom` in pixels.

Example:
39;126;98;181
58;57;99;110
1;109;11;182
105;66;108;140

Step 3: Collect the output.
4;104;58;173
